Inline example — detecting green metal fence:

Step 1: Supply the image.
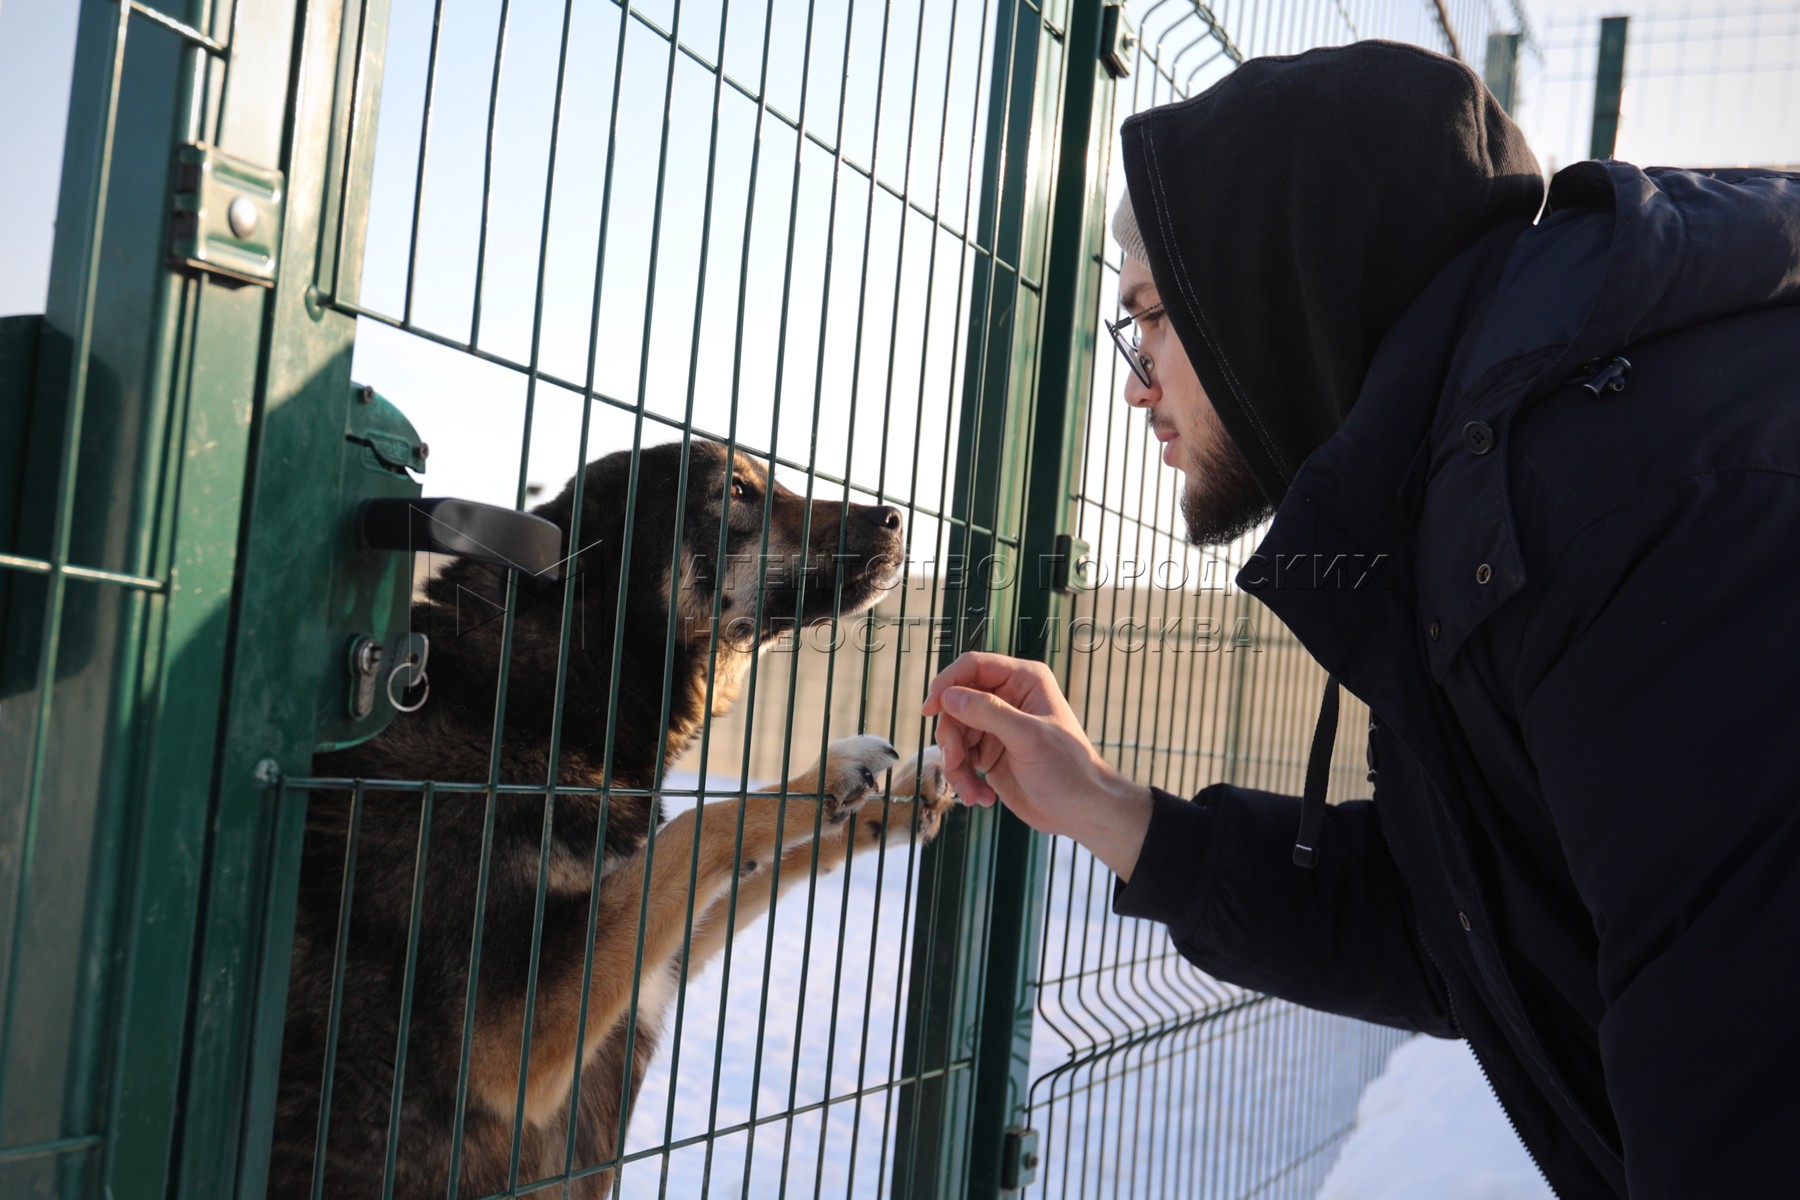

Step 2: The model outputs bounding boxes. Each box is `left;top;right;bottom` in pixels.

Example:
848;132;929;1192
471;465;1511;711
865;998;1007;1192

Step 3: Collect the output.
0;0;1522;1196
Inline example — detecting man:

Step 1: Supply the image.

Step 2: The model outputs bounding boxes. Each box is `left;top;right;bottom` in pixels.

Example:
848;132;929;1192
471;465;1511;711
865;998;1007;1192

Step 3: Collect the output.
922;40;1800;1199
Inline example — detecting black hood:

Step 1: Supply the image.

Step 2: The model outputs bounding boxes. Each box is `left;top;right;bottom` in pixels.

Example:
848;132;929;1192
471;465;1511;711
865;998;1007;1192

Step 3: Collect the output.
1119;40;1545;504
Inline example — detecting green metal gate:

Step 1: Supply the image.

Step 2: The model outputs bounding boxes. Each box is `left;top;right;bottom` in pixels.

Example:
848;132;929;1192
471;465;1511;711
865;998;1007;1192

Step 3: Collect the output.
1;0;1523;1196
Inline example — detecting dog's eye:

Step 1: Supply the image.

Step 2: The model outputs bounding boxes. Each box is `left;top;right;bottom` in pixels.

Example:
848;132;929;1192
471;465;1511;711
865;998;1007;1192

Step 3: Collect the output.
730;477;754;502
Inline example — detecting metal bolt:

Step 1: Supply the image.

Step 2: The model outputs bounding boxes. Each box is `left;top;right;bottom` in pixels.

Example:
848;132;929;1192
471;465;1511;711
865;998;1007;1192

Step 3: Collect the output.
359;383;376;404
254;757;282;786
228;194;259;238
417;442;430;460
1023;1152;1040;1170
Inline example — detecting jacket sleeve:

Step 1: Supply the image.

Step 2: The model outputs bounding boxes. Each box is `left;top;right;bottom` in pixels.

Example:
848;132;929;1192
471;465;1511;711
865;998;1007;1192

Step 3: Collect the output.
1113;783;1456;1037
1514;471;1800;1198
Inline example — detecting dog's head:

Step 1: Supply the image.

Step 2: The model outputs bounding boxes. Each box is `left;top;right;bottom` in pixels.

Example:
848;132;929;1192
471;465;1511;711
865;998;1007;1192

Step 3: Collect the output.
535;439;904;661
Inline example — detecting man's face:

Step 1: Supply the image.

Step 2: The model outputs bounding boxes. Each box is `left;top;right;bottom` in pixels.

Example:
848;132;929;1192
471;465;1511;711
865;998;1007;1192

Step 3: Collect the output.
1117;256;1271;546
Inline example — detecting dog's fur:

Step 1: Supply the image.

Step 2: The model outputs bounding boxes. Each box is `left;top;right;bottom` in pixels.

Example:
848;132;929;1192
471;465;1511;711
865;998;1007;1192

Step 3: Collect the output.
272;441;953;1198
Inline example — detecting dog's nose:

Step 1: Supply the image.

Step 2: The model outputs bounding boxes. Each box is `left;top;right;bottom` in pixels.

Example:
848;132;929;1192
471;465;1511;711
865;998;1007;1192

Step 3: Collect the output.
856;504;903;531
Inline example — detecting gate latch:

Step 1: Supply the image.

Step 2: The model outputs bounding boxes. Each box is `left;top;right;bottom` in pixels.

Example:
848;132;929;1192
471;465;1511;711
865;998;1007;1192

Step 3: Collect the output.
169;142;284;286
1001;1126;1040;1192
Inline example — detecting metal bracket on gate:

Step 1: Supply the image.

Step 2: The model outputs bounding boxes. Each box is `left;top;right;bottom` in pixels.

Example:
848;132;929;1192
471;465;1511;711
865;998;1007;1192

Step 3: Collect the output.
1101;3;1137;78
1051;533;1094;594
1000;1126;1041;1192
169;142;285;286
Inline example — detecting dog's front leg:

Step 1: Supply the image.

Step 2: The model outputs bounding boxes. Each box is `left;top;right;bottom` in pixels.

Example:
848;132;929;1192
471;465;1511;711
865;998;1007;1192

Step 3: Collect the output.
496;741;895;1124
666;735;900;966
760;743;959;910
685;742;958;970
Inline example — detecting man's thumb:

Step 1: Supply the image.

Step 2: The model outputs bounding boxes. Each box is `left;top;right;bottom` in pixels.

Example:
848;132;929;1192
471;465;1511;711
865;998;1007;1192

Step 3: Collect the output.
941;686;1035;741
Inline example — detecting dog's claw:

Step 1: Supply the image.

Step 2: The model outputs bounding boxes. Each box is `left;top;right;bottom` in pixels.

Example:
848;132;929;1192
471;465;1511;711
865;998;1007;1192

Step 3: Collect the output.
817;734;901;823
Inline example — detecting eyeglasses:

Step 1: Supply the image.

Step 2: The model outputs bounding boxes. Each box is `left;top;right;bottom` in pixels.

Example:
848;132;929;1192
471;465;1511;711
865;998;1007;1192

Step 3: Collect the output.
1105;302;1164;388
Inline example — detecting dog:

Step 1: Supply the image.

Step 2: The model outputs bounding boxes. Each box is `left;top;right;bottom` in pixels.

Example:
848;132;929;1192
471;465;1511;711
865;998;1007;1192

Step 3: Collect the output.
272;439;956;1198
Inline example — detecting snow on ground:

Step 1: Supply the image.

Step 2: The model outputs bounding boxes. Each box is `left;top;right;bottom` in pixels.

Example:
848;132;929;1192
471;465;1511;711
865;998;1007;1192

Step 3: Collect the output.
1316;1035;1554;1200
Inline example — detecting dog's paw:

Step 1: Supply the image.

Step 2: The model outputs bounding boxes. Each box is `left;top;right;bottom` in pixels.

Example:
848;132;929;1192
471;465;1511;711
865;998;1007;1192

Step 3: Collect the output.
856;744;957;849
891;745;955;805
819;734;900;824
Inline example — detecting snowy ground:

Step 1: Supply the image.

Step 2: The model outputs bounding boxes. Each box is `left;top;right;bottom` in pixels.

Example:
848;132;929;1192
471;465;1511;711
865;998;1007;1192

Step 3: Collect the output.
1316;1036;1554;1200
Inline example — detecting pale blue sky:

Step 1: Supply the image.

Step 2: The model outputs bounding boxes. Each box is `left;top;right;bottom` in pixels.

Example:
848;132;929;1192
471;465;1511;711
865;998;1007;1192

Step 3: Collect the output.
8;0;1794;319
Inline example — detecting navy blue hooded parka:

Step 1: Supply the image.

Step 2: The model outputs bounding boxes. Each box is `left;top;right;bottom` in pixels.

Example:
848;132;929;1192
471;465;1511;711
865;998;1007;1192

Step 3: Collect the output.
1110;42;1800;1199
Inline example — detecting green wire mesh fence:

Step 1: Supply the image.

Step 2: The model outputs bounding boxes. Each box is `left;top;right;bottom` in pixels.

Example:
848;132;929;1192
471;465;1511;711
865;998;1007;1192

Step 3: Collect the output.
0;0;1526;1196
292;0;1017;1194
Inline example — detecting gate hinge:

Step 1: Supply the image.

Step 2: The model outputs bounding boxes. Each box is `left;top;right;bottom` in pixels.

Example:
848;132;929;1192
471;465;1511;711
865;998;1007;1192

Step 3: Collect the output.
1000;1125;1041;1192
169;142;285;287
1101;3;1137;78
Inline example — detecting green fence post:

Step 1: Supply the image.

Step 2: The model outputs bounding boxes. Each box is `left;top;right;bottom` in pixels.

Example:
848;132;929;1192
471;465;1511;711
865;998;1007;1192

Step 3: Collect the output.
1483;31;1523;115
175;2;396;1195
891;0;1122;1194
963;0;1117;1195
1590;16;1629;160
891;0;1050;1193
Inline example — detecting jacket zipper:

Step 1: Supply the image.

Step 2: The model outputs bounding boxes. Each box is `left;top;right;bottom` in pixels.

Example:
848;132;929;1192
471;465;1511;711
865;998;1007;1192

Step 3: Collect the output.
1371;721;1616;1192
1410;914;1564;1198
1365;745;1562;1198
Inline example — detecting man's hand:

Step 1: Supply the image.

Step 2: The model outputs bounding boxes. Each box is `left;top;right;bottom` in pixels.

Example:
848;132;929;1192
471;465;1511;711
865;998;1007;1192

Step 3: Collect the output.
922;652;1154;880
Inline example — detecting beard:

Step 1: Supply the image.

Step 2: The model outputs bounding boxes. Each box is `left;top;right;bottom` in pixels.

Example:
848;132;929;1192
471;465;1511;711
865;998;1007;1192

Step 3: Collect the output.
1180;430;1273;547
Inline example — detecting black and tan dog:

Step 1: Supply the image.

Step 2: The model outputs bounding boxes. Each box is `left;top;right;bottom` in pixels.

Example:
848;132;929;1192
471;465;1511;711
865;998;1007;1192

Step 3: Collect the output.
273;440;954;1198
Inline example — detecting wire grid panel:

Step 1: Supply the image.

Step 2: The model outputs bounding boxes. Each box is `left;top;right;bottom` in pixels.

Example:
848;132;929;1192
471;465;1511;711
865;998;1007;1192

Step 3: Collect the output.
278;0;1015;1196
1022;1;1515;1195
1521;4;1800;173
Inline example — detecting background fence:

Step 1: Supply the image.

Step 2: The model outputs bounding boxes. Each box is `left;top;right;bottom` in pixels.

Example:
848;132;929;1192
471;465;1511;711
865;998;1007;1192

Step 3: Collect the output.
1521;2;1800;171
1;0;1528;1197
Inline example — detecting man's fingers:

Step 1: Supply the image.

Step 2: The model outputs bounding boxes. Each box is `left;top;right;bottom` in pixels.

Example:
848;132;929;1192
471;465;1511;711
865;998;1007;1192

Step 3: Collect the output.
972;732;1005;775
936;716;966;772
923;652;988;715
924;651;1045;716
934;716;990;804
940;686;1038;743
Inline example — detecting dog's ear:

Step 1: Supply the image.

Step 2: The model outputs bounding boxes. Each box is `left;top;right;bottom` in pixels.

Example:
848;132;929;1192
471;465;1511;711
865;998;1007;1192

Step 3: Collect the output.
533;450;633;587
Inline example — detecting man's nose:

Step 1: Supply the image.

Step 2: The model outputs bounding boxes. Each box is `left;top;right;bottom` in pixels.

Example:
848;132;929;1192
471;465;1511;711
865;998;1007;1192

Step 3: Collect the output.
1122;368;1158;408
